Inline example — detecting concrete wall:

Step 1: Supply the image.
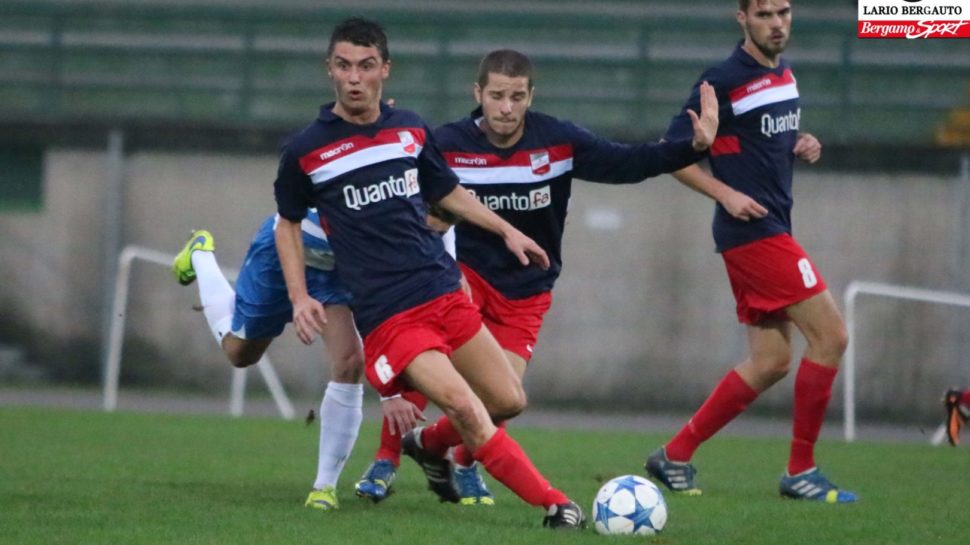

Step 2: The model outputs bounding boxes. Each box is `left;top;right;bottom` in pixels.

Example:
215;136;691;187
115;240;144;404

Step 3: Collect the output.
2;147;968;420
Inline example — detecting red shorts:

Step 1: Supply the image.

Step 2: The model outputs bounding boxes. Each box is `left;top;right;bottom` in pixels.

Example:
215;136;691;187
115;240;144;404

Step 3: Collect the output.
460;263;551;361
722;233;827;325
362;290;482;398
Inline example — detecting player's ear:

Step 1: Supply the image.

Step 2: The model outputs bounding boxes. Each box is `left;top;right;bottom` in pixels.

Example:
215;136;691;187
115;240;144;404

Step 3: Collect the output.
473;83;483;105
381;59;391;80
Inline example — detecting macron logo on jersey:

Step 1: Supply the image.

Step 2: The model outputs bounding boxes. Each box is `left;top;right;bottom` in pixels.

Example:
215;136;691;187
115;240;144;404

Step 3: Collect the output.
320;142;355;160
344;168;419;210
729;68;799;116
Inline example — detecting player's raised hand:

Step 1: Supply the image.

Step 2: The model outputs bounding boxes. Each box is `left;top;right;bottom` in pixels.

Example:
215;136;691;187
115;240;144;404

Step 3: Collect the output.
504;229;550;270
687;81;719;151
793;132;822;163
292;295;327;345
381;396;426;436
721;188;768;221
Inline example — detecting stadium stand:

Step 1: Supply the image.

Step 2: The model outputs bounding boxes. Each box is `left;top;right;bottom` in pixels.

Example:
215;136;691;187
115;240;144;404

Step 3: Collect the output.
0;1;967;146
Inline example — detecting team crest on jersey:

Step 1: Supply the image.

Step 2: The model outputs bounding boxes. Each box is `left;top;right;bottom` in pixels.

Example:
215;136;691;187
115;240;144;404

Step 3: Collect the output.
398;131;417;154
530;151;550;175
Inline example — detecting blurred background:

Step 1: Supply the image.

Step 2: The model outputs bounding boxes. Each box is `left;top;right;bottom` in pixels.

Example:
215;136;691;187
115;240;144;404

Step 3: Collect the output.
1;0;968;429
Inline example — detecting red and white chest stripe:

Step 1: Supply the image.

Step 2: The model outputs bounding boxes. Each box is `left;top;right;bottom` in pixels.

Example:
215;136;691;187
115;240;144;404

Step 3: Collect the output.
443;144;574;185
299;128;426;184
728;69;798;116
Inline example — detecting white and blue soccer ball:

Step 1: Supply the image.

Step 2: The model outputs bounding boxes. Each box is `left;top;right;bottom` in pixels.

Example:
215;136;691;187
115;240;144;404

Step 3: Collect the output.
592;474;667;536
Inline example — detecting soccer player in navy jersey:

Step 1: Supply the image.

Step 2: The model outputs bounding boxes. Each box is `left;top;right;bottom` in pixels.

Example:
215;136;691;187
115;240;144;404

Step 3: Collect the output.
643;0;858;504
273;17;586;529
170;212;423;511
366;48;720;505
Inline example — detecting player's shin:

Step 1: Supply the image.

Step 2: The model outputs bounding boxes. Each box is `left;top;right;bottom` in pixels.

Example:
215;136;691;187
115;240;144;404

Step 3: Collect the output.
472;428;568;509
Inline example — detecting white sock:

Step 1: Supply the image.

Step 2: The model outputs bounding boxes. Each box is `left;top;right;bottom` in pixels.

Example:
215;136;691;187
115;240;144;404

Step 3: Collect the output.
313;381;363;490
190;251;235;343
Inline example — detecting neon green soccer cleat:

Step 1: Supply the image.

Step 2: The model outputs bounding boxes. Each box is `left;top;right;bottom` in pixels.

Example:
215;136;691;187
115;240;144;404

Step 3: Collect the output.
305;486;339;511
172;229;214;286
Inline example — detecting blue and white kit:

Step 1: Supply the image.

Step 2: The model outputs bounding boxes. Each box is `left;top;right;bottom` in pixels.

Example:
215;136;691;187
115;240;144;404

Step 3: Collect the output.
231;208;352;340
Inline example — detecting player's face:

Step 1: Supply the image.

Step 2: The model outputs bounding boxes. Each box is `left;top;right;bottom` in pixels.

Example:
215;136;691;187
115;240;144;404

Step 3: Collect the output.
327;41;390;124
738;0;791;63
474;73;533;148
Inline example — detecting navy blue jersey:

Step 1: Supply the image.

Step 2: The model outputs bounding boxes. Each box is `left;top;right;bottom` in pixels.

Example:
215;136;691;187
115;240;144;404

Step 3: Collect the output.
665;43;800;252
274;103;461;336
435;108;701;299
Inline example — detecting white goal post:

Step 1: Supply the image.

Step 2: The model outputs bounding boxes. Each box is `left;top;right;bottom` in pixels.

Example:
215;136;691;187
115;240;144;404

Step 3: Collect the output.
103;245;295;419
842;280;970;442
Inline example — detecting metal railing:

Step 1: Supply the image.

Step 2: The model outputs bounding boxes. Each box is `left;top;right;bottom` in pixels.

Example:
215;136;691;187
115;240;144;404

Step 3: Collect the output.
103;245;296;420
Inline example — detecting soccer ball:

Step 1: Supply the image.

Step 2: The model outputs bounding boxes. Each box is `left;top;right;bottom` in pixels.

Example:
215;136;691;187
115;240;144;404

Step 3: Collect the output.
592;475;667;536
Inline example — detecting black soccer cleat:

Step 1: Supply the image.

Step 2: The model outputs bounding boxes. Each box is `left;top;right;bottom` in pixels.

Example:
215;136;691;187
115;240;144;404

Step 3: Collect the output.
644;447;702;495
542;500;587;530
401;427;460;503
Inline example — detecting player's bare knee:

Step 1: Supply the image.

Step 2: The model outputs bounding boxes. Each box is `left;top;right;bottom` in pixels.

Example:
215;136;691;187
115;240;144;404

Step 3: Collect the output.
828;324;849;358
806;325;848;364
754;355;790;384
443;397;487;431
488;386;526;421
330;353;364;383
228;353;259;368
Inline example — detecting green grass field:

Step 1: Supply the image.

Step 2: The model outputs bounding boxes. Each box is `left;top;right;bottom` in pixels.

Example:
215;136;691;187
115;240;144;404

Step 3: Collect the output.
1;406;966;545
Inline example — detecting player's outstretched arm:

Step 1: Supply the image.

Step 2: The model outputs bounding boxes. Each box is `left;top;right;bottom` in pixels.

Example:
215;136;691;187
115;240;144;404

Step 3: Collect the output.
275;218;327;344
435;186;550;269
793;132;822;163
672;164;768;222
685;81;719;152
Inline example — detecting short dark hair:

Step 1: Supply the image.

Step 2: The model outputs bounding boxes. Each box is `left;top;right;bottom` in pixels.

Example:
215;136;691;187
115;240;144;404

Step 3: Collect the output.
476;49;534;89
328;17;389;61
738;0;789;12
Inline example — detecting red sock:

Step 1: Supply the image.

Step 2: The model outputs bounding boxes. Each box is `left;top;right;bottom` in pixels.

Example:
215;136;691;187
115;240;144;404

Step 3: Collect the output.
788;358;837;475
666;369;758;462
419;415;463;458
453;421;506;467
375;390;427;465
473;428;568;509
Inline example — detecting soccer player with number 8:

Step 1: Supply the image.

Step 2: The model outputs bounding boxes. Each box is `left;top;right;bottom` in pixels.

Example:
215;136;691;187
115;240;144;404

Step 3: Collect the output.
643;0;857;504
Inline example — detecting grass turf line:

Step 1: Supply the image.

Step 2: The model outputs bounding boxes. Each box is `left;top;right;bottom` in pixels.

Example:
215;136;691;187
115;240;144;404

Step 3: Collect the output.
0;406;966;545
